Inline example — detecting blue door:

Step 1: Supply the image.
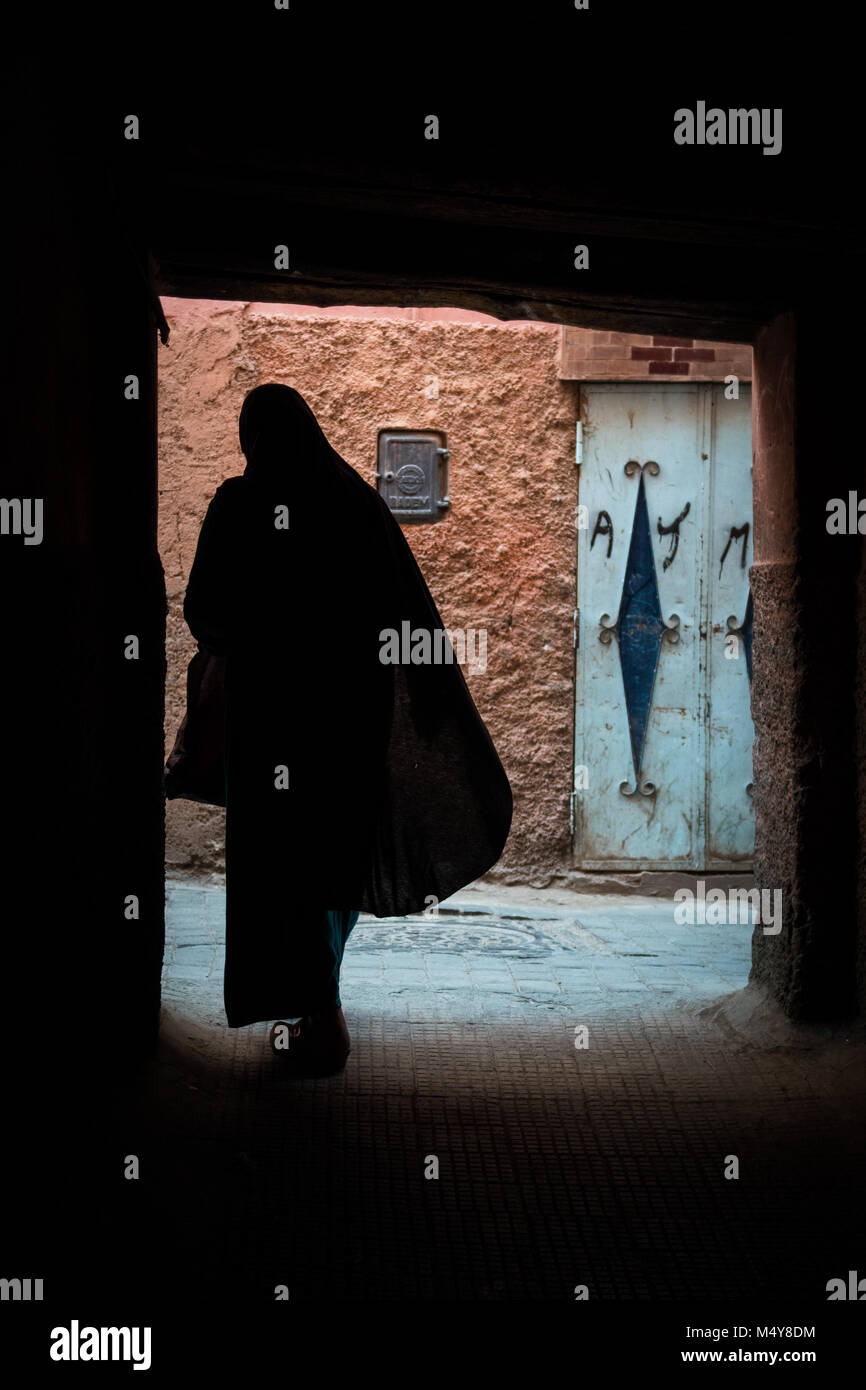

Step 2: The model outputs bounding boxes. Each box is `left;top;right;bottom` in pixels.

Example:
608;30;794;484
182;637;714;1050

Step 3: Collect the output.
574;383;754;870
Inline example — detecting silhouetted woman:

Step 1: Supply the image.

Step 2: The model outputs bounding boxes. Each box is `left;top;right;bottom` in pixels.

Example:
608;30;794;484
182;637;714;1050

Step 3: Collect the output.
183;384;512;1075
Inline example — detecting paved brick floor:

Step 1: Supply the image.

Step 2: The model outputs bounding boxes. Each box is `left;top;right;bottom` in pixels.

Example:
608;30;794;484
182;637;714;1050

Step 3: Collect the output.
119;880;866;1304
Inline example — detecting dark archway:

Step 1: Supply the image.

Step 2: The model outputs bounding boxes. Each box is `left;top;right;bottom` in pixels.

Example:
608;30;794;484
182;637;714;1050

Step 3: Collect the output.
6;73;863;1104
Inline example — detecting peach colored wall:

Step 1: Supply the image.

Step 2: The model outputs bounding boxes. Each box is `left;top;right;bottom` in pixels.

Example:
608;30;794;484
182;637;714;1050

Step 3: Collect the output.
159;300;579;883
158;302;753;888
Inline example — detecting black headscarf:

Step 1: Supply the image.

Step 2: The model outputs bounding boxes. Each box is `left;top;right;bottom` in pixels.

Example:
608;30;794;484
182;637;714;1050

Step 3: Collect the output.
238;382;329;479
184;382;513;920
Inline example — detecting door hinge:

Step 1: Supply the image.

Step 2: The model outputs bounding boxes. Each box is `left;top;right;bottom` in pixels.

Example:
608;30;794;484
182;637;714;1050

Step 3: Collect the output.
573;607;580;650
575;420;583;466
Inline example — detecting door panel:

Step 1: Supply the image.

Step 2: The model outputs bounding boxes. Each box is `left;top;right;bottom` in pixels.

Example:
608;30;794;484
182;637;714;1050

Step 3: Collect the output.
705;386;754;865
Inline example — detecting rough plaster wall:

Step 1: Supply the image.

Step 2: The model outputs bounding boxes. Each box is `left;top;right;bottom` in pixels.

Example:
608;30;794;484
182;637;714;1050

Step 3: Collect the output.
749;312;861;1020
160;301;251;875
749;559;805;1004
748;315;801;1009
158;300;578;884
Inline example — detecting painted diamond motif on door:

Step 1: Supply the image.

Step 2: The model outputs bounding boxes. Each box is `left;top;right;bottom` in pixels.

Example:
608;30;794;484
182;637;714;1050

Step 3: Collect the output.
615;472;665;790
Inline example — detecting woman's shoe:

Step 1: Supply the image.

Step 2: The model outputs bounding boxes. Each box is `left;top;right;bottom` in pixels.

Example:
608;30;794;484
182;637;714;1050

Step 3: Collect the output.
269;1007;351;1076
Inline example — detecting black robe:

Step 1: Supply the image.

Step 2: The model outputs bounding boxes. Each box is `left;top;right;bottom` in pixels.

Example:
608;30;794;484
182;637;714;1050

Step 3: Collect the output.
183;386;512;1026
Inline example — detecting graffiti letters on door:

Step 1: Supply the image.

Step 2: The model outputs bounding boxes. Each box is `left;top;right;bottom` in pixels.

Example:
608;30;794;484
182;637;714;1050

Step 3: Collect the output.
574;383;754;869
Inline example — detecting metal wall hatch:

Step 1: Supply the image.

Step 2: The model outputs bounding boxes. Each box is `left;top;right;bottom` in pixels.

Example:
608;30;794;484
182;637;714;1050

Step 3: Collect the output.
376;430;450;523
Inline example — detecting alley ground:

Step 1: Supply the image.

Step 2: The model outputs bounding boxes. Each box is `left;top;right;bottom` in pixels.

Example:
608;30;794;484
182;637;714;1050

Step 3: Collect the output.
114;879;866;1305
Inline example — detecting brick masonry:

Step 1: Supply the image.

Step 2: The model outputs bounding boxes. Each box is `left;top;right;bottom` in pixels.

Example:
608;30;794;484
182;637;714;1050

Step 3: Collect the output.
559;328;752;382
